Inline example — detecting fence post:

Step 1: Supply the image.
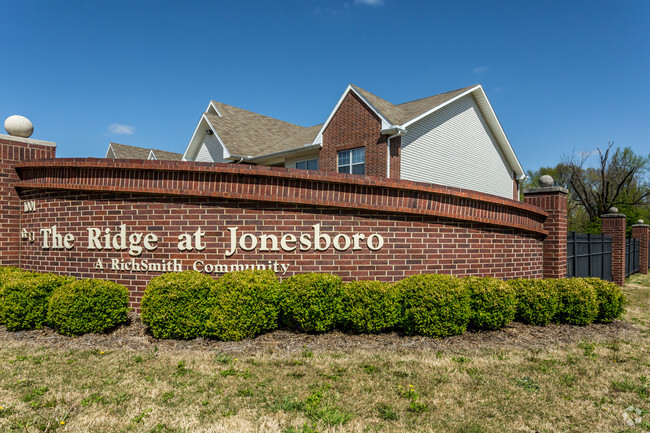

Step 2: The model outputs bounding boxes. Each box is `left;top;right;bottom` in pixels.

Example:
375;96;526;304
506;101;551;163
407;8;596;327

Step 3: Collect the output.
601;207;627;285
523;175;568;279
631;220;649;275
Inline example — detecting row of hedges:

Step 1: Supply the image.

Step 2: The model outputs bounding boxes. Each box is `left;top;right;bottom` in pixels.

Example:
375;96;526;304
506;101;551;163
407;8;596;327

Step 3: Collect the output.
140;270;625;341
0;267;625;340
0;267;129;336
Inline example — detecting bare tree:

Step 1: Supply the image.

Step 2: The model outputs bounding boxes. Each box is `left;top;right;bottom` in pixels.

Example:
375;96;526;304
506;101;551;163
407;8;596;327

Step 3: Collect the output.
564;142;649;220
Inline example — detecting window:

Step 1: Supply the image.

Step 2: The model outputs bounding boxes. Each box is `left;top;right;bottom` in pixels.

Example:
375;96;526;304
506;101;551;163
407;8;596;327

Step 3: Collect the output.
295;159;319;171
338;147;365;175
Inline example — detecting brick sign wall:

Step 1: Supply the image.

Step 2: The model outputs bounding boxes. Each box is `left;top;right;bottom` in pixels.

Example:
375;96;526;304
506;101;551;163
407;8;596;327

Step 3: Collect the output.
16;190;544;310
1;136;558;310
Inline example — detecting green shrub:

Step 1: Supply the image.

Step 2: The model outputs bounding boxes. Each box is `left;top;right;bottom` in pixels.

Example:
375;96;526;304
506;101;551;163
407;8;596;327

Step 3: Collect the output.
463;276;516;330
47;279;129;336
204;270;280;341
508;278;559;326
553;278;599;325
0;267;40;325
0;267;37;292
141;271;212;339
279;273;342;333
339;280;401;333
582;277;625;323
1;273;74;331
0;267;34;285
395;274;470;338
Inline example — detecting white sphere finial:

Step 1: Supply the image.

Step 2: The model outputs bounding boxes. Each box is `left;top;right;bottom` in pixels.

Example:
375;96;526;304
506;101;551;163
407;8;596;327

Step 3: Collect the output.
4;115;34;138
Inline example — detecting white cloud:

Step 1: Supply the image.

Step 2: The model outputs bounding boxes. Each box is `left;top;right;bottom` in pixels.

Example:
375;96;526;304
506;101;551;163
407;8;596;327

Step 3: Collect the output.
108;123;135;135
473;66;489;74
354;0;383;6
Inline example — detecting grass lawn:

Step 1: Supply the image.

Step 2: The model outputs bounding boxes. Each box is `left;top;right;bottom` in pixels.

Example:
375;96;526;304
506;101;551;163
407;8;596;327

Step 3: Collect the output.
0;274;648;433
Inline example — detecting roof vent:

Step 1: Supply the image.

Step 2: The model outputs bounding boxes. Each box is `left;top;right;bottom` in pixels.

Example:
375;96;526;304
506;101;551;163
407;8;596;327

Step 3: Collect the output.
4;115;34;138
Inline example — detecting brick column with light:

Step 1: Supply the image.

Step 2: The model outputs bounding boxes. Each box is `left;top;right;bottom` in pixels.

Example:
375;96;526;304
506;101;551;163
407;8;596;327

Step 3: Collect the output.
601;208;627;285
631;220;649;274
523;175;568;279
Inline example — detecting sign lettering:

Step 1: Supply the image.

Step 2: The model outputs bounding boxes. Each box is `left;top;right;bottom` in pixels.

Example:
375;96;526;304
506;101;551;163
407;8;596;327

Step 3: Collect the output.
27;222;385;276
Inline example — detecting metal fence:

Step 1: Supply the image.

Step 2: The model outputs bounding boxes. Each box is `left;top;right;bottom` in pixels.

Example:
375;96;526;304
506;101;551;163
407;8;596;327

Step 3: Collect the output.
625;238;640;277
566;232;613;280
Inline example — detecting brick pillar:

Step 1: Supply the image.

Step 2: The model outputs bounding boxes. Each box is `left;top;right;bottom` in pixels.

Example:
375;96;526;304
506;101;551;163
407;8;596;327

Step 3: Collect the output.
0;133;57;267
601;208;627;286
523;176;568;279
388;136;401;179
631;220;649;274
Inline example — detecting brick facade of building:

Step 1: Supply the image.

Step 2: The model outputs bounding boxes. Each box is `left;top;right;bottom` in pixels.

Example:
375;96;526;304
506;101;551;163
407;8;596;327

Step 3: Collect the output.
321;92;390;177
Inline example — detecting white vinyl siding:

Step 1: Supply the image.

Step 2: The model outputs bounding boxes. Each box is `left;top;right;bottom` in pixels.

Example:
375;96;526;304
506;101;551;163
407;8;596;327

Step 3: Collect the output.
401;95;514;199
194;133;227;163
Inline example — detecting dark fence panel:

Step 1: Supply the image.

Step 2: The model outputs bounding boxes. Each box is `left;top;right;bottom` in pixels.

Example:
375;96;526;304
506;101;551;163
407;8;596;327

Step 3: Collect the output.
567;232;612;280
625;238;640;277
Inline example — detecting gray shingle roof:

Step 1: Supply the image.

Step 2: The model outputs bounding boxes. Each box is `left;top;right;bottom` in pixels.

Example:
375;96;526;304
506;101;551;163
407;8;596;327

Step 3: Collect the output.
150;148;183;161
351;84;478;125
206;103;309;157
107;143;182;161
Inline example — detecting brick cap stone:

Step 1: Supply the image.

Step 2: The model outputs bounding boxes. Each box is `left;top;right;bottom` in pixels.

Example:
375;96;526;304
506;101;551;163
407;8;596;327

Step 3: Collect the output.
522;186;568;195
631;224;649;228
0;133;56;148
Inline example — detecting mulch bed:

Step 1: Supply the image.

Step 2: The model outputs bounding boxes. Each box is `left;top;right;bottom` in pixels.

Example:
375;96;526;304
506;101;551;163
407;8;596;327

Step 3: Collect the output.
0;313;641;355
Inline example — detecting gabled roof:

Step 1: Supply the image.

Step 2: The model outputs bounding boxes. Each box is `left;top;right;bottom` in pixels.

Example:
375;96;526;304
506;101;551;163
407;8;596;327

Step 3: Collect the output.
314;84;524;178
106;143;182;161
150;148;183;161
184;102;321;161
350;84;476;126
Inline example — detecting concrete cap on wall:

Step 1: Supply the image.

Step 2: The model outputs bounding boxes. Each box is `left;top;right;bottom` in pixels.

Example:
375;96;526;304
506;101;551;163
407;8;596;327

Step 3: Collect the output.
4;115;34;138
601;207;626;218
522;174;570;195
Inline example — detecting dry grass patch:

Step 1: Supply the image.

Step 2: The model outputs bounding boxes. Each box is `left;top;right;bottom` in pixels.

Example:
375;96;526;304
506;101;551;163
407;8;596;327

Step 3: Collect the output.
0;273;647;432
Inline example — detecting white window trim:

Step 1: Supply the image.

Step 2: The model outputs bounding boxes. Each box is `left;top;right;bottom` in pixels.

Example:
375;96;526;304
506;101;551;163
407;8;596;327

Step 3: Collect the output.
337;148;365;175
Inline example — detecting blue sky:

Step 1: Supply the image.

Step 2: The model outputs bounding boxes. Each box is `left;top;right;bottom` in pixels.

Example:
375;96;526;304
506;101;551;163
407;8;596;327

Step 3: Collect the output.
1;0;649;172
